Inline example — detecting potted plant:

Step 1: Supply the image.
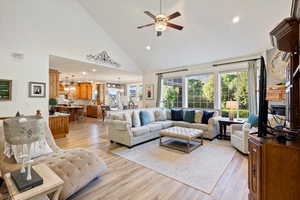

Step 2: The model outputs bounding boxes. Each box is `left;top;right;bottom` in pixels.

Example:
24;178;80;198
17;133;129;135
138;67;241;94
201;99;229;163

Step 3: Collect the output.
49;98;58;115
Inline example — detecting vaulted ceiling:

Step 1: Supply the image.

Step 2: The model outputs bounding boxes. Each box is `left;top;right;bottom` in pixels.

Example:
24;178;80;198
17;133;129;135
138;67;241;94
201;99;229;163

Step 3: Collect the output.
78;0;291;72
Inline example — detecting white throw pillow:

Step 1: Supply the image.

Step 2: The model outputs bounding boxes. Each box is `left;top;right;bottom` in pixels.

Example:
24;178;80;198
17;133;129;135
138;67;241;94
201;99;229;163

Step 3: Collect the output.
194;110;203;123
154;110;167;121
132;111;141;127
123;112;133;127
165;109;172;120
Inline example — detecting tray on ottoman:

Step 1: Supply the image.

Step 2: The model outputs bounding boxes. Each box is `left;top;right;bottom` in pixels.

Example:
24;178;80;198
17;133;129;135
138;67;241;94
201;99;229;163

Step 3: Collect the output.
159;126;204;153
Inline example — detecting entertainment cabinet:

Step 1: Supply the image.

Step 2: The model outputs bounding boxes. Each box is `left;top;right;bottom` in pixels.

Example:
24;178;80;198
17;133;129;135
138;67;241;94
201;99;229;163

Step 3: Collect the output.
249;134;300;200
248;0;300;199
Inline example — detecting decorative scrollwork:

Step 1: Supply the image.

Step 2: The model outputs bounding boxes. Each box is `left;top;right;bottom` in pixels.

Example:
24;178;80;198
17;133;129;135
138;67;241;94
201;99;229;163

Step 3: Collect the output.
86;51;121;68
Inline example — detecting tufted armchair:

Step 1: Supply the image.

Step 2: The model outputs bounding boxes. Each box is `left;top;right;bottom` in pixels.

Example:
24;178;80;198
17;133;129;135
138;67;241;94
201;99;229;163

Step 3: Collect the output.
231;123;253;154
0;120;107;200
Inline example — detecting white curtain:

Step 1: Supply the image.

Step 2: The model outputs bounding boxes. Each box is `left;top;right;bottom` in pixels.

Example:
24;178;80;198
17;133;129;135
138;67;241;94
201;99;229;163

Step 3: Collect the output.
156;74;163;107
248;60;258;114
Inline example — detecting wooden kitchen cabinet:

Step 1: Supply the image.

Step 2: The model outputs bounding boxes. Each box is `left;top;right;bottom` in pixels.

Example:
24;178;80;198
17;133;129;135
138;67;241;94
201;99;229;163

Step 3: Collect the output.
49;114;69;139
86;105;101;118
75;83;92;100
49;69;60;98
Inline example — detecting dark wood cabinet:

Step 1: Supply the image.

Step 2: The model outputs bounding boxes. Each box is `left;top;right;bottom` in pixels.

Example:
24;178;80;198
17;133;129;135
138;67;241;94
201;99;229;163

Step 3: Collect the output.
248;138;261;200
248;134;300;200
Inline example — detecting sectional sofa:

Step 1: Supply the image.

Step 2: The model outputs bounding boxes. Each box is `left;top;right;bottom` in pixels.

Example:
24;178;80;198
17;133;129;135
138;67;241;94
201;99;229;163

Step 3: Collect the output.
105;108;220;148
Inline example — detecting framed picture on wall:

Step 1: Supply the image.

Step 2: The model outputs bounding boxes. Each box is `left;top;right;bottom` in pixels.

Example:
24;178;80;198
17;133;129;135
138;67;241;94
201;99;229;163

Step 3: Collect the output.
0;79;12;101
144;84;154;100
29;82;46;98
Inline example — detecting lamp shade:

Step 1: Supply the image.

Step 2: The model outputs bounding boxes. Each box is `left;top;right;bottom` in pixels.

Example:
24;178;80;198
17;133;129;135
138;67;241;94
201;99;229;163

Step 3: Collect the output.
226;101;238;110
3;116;44;145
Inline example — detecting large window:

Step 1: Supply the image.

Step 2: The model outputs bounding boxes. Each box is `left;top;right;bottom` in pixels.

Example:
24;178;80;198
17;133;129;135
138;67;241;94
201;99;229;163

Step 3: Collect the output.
220;71;249;118
162;77;183;108
187;74;215;109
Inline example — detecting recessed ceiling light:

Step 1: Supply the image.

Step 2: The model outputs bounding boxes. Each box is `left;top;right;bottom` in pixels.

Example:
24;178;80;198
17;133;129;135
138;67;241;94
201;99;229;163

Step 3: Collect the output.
82;72;87;75
232;16;240;24
146;45;151;50
92;69;96;72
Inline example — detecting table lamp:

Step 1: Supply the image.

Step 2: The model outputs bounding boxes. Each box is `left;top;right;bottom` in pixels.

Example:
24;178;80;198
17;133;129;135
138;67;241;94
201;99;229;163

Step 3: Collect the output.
3;114;44;192
226;101;238;120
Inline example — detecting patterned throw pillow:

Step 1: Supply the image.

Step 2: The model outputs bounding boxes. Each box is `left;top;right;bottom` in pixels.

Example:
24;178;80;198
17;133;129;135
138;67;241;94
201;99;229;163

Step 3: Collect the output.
132;111;141;127
194;110;203;123
154;110;167;121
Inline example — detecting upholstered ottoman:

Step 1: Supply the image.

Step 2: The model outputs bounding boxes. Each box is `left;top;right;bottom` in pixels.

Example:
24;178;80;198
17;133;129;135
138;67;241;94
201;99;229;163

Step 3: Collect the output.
160;126;203;153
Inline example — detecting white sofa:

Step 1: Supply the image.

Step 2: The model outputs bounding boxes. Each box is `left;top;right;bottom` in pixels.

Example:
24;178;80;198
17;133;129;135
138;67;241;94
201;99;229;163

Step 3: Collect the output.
106;108;220;147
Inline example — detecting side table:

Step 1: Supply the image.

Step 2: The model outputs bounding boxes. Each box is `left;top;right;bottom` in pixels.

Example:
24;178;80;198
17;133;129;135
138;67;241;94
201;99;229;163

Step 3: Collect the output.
4;164;64;200
218;118;245;140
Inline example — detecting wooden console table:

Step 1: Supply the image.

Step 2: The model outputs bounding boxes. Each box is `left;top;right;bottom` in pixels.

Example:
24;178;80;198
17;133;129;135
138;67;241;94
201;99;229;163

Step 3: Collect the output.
218;118;245;140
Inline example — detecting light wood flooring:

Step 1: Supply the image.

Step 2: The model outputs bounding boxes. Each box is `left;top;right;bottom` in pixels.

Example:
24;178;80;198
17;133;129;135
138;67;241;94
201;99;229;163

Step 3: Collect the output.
55;118;249;200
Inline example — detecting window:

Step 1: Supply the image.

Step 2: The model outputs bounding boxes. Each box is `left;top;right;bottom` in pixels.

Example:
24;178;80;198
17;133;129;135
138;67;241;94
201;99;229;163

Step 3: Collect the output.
162;77;183;108
187;74;215;109
220;71;249;118
128;84;143;101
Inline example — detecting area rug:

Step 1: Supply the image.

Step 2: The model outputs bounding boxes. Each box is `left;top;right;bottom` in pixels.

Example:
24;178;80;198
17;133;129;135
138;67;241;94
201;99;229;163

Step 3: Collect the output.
112;139;236;194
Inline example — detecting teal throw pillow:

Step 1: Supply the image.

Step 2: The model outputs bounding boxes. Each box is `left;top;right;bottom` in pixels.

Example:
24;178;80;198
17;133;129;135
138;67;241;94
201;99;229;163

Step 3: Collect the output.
140;111;151;126
184;110;195;123
247;114;258;127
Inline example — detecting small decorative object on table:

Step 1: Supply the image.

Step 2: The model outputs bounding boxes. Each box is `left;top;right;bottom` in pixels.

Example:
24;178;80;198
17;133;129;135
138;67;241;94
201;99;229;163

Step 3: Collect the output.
3;113;45;192
226;101;238;121
49;98;58;115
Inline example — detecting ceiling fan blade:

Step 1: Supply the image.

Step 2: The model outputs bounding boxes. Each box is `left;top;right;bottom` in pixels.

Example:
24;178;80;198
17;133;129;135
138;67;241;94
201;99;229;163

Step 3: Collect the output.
144;11;156;19
168;12;181;20
167;22;184;30
157;31;162;37
137;23;155;29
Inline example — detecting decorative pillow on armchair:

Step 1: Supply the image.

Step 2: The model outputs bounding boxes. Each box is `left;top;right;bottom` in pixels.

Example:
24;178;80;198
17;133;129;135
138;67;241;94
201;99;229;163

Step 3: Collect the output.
247;114;258;127
201;110;215;124
171;109;183;121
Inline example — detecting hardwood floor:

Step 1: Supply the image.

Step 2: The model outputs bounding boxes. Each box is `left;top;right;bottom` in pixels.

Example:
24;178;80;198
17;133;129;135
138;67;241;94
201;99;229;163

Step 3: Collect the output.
55;118;249;200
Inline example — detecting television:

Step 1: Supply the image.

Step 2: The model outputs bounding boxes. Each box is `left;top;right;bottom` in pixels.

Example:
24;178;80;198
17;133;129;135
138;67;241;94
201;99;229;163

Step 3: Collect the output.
257;56;269;137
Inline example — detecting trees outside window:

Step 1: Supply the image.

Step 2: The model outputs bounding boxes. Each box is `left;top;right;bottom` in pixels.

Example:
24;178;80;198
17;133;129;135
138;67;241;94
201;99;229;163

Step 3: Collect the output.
220;71;249;118
187;74;214;109
162;78;183;108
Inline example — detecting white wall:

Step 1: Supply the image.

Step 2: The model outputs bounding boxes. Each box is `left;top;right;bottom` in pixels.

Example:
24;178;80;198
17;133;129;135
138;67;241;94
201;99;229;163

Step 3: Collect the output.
0;0;141;117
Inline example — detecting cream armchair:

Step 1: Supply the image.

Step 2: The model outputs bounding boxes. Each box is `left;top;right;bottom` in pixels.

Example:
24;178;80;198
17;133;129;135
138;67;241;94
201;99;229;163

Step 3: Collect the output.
231;123;252;154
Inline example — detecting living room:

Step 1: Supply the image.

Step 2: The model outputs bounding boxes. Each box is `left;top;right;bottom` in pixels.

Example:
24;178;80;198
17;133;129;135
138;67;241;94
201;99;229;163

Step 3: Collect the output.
0;0;300;200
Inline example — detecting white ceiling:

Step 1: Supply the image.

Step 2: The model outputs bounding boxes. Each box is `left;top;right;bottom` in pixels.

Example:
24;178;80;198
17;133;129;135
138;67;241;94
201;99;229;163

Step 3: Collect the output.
78;0;291;72
49;55;143;83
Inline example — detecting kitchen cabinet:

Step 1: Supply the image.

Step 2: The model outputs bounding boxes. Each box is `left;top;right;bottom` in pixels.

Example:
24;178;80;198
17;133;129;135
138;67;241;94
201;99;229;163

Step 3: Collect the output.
75;83;92;100
49;69;60;98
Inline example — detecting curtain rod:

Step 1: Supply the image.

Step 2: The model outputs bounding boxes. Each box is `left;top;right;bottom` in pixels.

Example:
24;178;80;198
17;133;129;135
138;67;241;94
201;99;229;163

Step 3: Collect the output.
156;69;188;76
212;58;261;67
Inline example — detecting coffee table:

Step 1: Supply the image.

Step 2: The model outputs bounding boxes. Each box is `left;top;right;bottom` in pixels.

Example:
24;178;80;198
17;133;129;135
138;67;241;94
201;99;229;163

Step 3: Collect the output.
159;126;204;153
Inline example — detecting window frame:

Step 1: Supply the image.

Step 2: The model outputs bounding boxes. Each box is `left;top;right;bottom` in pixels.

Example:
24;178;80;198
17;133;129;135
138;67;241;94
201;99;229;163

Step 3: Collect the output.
186;73;216;109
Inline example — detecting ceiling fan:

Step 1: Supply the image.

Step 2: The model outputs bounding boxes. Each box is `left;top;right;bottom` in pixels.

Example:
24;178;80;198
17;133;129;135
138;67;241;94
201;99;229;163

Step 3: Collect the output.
137;0;183;37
